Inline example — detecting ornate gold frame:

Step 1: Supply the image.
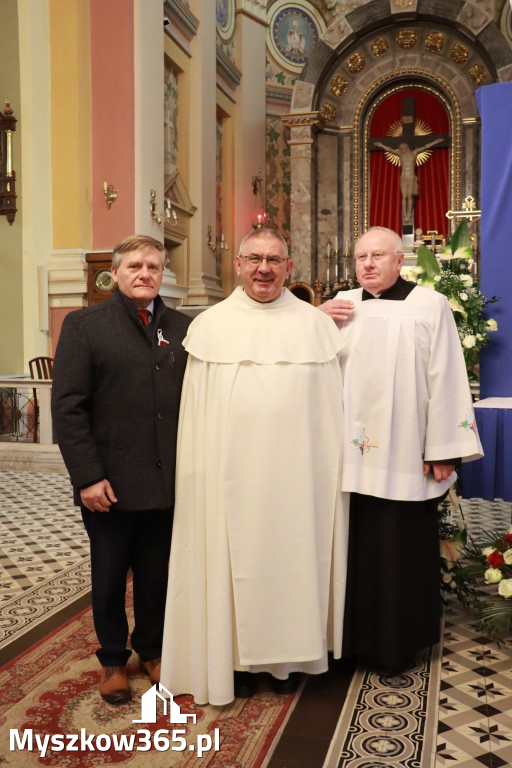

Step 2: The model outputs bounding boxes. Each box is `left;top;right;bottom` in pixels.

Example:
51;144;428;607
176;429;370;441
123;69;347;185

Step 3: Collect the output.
352;69;462;241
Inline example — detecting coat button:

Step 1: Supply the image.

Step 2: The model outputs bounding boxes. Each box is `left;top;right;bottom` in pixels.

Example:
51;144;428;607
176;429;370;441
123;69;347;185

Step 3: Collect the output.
154;363;160;372
156;460;162;469
157;412;163;421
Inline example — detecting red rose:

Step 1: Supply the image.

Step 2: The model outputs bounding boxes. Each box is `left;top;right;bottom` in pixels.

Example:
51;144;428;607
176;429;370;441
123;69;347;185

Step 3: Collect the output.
488;550;505;567
506;534;512;545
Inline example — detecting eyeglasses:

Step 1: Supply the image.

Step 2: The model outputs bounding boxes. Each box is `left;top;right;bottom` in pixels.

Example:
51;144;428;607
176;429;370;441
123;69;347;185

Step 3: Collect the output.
238;254;289;266
354;251;402;263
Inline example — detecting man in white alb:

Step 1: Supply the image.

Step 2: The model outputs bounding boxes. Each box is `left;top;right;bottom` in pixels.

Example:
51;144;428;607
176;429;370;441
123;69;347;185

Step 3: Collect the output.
320;226;482;671
161;228;348;705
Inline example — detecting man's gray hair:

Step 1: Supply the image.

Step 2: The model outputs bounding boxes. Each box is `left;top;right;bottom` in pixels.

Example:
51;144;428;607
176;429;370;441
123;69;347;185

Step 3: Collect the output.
112;234;167;269
239;228;289;258
356;226;403;254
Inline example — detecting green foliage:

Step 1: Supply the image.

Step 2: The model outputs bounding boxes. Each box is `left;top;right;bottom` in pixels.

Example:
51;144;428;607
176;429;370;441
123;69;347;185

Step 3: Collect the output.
414;219;497;380
416;244;440;278
443;217;472;258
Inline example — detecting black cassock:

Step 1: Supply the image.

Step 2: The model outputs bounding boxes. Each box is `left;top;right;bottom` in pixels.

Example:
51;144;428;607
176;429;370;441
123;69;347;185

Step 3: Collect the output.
342;277;449;671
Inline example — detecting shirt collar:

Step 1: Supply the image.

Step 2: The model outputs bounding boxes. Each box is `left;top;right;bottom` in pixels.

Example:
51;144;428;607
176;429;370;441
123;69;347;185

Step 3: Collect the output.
140;299;155;316
362;276;415;301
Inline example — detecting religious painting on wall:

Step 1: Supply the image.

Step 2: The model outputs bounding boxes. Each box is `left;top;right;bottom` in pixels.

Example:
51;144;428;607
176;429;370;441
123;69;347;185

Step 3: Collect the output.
164;64;178;169
500;0;512;47
216;0;235;42
368;88;450;238
216;0;236;60
267;1;326;73
266;116;291;239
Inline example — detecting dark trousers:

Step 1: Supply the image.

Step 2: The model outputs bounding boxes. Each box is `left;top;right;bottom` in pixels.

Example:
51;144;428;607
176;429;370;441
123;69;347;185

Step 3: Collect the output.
81;507;173;667
342;493;442;670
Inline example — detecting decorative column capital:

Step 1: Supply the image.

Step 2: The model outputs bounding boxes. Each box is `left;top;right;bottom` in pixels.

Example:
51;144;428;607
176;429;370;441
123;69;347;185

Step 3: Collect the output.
281;112;325;141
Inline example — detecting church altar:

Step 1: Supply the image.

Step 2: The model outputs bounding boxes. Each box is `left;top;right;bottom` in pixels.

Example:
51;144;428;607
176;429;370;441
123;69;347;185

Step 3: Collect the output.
459;398;512;503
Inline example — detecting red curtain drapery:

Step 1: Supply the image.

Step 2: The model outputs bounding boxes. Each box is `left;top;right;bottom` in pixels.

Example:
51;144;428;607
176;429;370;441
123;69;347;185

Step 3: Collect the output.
369;88;449;237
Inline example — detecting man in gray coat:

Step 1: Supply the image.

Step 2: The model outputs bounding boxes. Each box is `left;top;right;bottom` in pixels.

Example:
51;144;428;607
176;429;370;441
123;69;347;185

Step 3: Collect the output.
52;234;190;705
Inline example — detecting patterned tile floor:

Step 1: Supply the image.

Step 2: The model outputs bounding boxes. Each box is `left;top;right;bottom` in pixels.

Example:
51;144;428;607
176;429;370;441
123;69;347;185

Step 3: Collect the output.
0;470;90;658
0;470;511;768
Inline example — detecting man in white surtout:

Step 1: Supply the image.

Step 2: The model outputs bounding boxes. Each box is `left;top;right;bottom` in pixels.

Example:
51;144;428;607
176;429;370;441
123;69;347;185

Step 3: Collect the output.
160;228;347;705
320;226;483;671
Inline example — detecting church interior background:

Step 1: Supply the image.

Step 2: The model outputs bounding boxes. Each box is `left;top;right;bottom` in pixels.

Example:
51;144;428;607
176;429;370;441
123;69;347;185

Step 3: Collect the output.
2;1;512;766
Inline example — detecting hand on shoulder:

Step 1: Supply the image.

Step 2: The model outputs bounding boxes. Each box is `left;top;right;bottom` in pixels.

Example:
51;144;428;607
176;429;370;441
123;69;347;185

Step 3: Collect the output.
318;298;354;325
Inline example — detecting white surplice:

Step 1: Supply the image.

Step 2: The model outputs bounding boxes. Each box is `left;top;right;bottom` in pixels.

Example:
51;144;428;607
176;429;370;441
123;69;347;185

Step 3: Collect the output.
336;285;483;501
160;288;348;705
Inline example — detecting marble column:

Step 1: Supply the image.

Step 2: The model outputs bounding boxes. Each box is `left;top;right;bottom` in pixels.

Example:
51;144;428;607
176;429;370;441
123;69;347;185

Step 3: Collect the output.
282;113;322;285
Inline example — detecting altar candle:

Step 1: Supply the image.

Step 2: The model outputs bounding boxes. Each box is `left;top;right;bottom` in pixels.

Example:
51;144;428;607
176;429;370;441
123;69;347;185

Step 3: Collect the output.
6;130;13;176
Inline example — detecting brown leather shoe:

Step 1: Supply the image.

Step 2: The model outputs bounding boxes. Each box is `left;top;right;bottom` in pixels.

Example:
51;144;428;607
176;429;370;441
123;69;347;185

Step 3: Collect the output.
99;665;131;705
140;657;161;685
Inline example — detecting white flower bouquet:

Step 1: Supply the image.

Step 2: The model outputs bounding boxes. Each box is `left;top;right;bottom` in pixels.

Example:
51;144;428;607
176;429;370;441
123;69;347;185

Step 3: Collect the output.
456;531;512;644
414;219;497;381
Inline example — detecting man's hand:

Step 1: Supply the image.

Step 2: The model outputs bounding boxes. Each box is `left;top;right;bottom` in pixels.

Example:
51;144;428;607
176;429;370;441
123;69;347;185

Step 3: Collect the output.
80;480;118;512
423;462;455;482
318;298;354;324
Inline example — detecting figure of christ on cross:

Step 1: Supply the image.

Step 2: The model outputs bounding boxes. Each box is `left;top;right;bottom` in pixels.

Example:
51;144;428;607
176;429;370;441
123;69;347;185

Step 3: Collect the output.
369;96;449;228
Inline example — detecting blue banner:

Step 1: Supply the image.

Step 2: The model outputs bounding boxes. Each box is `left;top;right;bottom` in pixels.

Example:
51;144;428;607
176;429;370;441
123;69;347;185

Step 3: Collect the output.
476;83;512;397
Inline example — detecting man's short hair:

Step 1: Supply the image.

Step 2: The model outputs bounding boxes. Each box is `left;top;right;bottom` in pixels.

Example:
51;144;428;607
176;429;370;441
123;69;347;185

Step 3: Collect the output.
112;235;167;269
239;228;289;258
356;226;403;254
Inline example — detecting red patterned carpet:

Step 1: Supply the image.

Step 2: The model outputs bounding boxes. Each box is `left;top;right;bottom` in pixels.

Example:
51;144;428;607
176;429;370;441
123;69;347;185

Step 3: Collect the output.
0;591;298;767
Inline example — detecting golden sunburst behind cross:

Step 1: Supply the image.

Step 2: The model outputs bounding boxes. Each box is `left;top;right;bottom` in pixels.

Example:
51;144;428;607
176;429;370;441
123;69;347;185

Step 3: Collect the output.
381;119;437;166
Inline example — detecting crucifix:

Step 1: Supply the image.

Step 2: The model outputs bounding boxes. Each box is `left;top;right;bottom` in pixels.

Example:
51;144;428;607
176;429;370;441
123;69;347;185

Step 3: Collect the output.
369;97;449;232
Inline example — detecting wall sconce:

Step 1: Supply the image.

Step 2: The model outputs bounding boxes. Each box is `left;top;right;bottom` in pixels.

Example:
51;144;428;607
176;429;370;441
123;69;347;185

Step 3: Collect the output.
0;101;17;225
103;182;118;209
150;189;178;225
251;169;267;229
207;224;229;278
207;225;229;257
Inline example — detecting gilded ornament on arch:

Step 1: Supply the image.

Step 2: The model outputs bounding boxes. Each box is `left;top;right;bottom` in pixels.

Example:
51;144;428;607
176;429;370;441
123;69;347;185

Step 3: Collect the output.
469;64;487;87
330;74;348;97
370;38;389;57
347;53;365;73
397;30;417;49
320;102;337;123
425;32;444;53
450;43;469;65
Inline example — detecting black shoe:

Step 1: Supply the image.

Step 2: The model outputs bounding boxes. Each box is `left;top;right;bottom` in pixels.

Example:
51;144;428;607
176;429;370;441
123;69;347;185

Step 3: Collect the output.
271;672;302;695
234;671;257;698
